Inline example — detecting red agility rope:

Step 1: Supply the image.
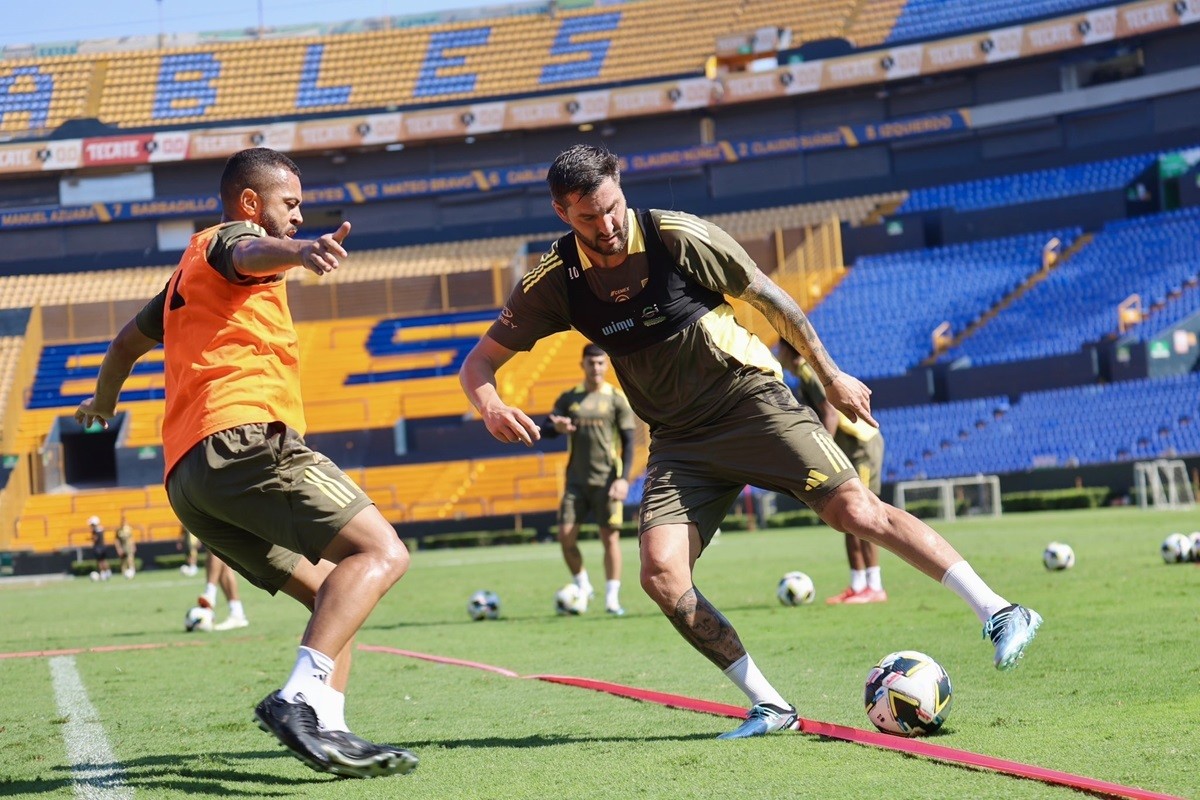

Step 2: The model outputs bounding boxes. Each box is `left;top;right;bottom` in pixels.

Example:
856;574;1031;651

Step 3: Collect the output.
366;646;1186;800
357;644;520;677
0;640;206;660
534;674;1184;800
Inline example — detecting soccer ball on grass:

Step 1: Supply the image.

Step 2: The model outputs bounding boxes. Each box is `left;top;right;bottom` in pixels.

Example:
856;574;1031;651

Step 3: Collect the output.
1042;541;1075;570
554;583;588;615
864;650;953;737
467;589;501;621
1160;532;1192;564
184;605;214;632
776;571;815;606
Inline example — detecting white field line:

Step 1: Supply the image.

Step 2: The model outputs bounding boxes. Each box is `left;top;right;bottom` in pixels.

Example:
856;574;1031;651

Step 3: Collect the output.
49;656;134;800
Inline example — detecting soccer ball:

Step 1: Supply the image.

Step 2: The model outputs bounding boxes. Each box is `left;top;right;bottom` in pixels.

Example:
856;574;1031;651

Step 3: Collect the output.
554;583;588;615
1189;532;1200;562
1160;532;1192;564
864;650;953;737
467;589;501;621
776;571;815;606
184;605;214;632
1042;541;1075;571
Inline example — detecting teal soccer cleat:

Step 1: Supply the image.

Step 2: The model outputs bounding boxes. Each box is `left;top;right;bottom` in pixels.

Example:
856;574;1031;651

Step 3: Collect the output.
716;703;798;740
983;604;1043;671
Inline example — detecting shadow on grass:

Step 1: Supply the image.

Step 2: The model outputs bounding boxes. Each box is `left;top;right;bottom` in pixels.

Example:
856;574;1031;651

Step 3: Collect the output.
401;731;721;749
4;752;339;797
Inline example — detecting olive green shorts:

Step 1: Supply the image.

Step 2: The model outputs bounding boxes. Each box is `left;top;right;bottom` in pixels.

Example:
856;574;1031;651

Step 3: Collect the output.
836;430;884;496
166;422;373;593
639;381;856;546
560;482;623;528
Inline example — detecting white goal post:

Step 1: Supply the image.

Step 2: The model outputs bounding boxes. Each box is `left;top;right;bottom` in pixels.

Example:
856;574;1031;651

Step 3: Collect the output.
893;475;1002;522
1133;459;1196;510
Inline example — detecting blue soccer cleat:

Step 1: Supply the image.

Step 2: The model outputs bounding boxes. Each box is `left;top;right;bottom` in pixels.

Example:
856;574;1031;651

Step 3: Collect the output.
983;604;1043;671
716;702;798;740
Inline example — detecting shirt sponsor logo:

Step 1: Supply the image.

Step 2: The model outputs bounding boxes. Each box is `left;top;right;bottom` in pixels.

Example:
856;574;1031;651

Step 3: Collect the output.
497;306;517;328
601;318;635;336
641;303;666;327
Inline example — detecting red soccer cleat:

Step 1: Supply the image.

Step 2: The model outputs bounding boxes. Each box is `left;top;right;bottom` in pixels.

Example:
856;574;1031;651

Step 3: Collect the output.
844;588;888;604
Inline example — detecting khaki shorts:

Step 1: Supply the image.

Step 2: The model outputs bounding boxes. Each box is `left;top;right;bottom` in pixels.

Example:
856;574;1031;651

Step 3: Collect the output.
639;381;856;546
836;430;884;496
560;482;623;528
166;422;373;593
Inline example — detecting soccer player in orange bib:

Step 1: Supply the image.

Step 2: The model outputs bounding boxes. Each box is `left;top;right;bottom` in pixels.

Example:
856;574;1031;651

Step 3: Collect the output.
76;148;416;778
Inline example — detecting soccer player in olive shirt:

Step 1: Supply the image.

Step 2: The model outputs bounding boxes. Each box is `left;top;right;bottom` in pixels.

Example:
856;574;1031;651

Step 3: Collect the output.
460;144;1042;739
543;343;636;614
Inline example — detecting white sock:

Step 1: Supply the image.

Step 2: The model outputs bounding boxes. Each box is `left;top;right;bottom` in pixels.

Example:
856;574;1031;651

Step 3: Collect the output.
865;566;883;591
203;583;218;605
849;569;867;592
941;561;1008;624
605;580;620;609
319;688;348;732
281;646;335;704
574;569;592;593
723;654;790;709
228;600;245;619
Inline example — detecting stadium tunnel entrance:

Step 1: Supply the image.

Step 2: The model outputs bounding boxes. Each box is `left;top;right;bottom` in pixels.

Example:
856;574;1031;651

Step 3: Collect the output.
56;412;122;487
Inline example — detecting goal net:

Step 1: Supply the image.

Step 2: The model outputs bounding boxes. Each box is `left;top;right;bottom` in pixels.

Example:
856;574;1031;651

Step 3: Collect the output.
1133;459;1196;510
893;475;1002;522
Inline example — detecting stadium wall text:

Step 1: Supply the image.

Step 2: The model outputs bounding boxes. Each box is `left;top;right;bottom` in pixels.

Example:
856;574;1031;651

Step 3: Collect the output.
0;0;1195;174
0;110;970;231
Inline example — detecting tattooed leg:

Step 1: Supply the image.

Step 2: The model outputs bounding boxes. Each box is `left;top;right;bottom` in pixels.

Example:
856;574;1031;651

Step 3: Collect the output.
668;586;747;670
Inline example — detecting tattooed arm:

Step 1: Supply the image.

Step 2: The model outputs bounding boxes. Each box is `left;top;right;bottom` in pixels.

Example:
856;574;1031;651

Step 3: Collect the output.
741;268;878;427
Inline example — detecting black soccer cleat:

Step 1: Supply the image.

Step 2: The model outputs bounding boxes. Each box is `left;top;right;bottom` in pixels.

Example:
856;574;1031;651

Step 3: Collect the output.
254;692;333;774
254;692;418;779
319;730;419;778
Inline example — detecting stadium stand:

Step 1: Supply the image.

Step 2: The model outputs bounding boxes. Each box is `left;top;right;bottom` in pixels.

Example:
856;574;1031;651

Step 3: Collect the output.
946;208;1200;366
4;0;1200;563
878;373;1200;482
808;228;1080;379
895;153;1159;214
1;0;892;136
886;0;1115;44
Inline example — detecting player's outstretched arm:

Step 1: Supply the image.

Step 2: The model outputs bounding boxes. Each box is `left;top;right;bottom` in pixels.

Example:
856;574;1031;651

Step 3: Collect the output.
74;317;161;430
459;335;542;447
740;268;877;428
234;221;352;278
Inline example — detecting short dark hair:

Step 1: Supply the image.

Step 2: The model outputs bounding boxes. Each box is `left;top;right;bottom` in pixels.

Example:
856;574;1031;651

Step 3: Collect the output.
547;144;620;205
220;148;301;212
582;343;606;359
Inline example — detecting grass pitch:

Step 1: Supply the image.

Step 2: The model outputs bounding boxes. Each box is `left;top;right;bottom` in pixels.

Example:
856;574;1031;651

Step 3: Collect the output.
1;506;1198;799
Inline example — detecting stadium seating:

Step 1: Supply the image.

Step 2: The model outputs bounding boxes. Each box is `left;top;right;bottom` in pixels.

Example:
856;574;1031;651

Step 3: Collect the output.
3;0;886;135
808;228;1079;378
896;153;1158;214
887;0;1113;44
878;373;1200;482
946;207;1200;366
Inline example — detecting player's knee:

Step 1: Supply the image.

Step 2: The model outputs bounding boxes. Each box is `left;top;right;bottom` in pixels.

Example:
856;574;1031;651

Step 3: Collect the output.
376;536;410;583
823;484;887;536
638;559;675;608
